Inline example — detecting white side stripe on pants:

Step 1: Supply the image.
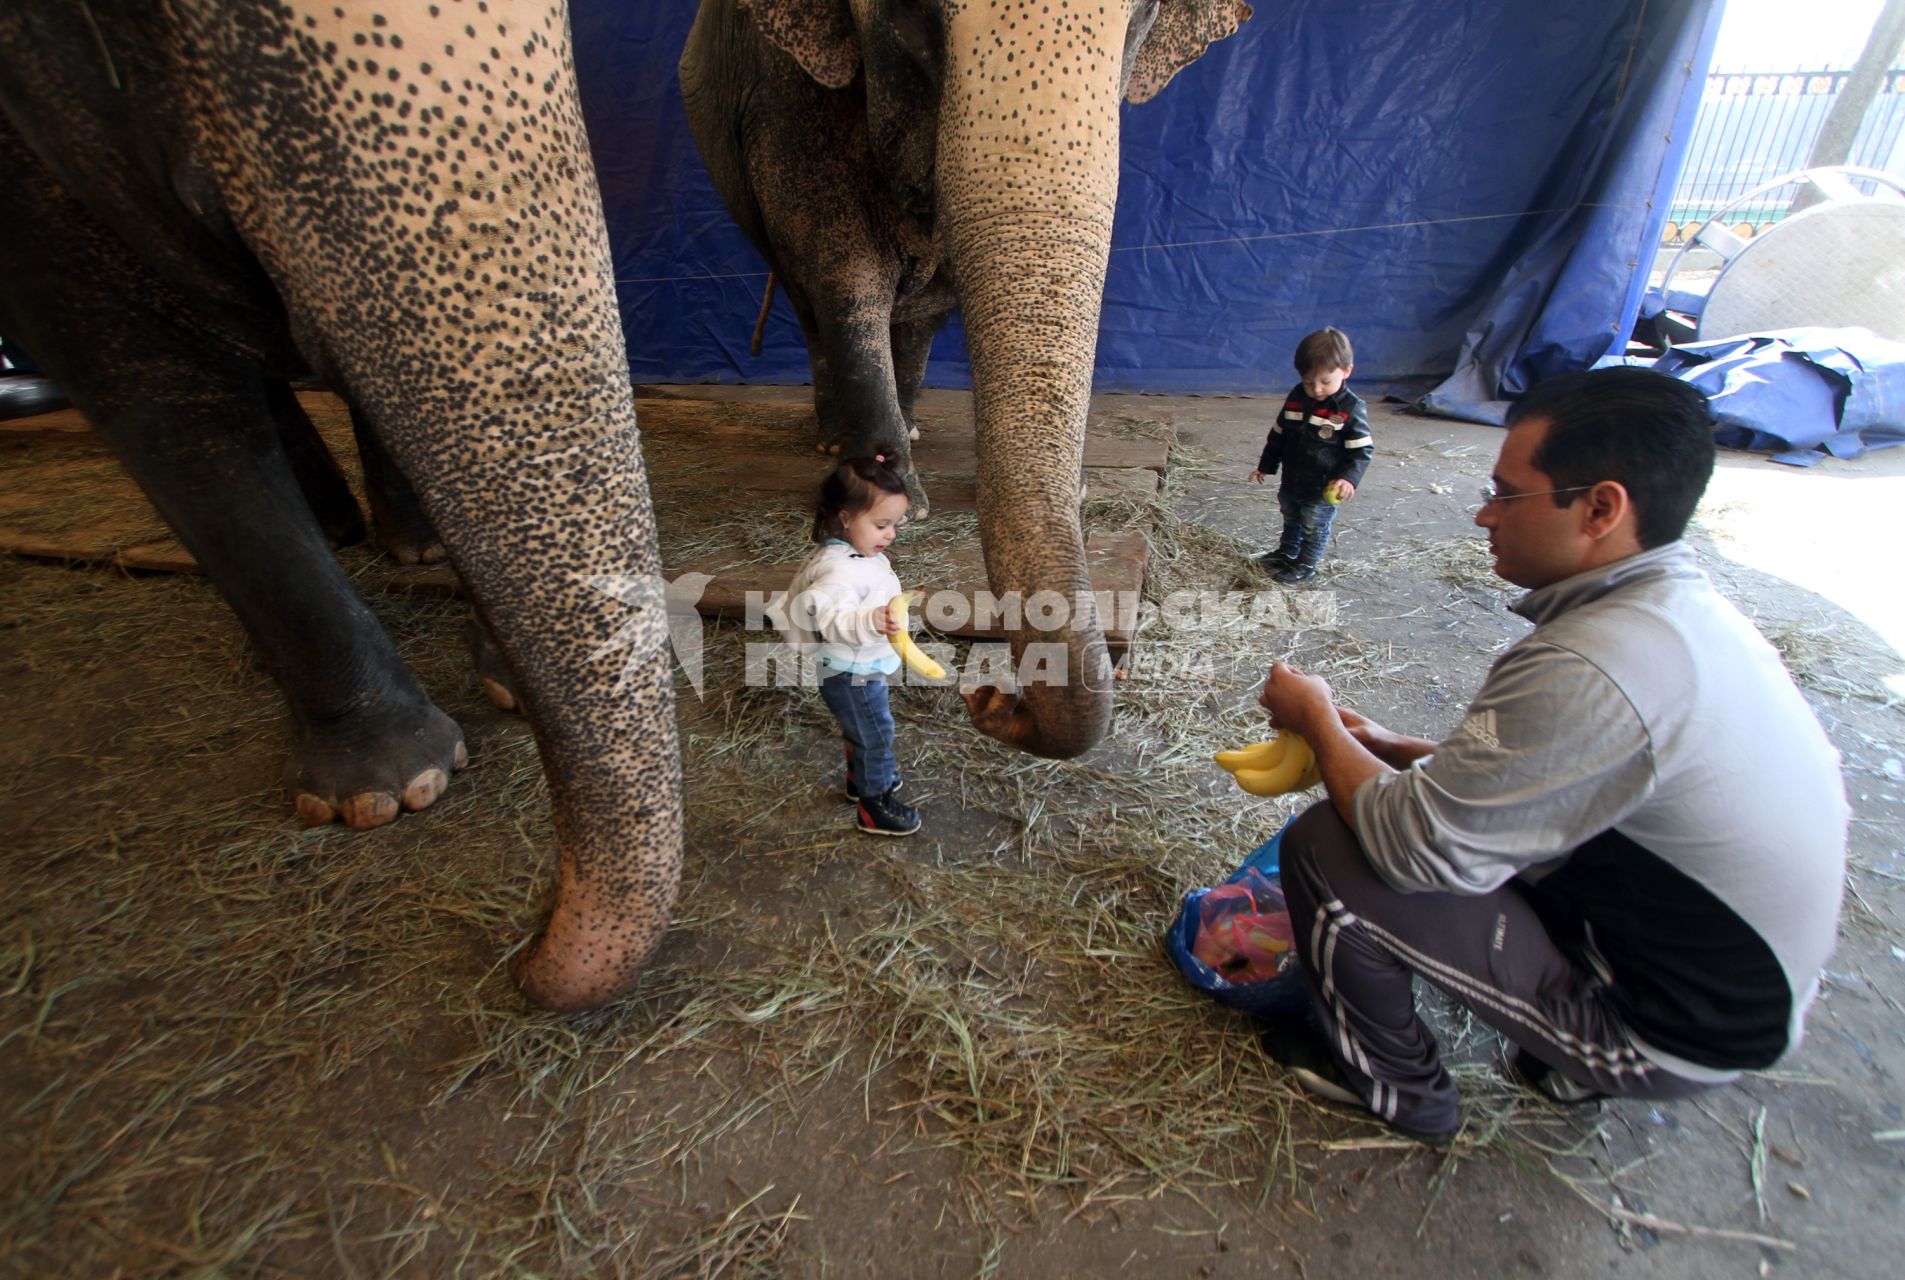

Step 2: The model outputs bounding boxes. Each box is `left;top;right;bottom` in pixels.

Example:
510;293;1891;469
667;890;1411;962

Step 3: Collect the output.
1311;897;1654;1086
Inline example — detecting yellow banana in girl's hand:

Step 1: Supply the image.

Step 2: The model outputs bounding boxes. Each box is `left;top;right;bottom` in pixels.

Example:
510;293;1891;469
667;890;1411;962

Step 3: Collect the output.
1215;730;1322;796
888;592;947;680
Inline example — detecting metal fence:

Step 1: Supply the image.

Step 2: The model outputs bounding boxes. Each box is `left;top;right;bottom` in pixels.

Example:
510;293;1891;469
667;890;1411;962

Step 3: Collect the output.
1663;68;1905;242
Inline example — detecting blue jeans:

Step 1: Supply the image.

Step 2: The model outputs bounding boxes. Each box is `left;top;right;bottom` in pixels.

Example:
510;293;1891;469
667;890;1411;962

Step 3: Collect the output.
1275;492;1339;567
819;669;899;796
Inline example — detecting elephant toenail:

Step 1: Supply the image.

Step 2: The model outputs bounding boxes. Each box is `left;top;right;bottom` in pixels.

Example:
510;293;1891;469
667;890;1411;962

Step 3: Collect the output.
453;740;469;769
294;794;336;826
403;768;448;811
341;792;400;830
482;677;518;712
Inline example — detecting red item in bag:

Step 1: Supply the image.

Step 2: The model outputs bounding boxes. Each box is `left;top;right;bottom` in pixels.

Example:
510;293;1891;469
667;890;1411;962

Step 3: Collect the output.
1189;873;1297;985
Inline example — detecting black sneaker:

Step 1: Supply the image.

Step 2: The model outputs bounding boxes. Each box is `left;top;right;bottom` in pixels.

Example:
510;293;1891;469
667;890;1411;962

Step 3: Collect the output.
855;785;920;837
1503;1047;1608;1107
1262;1017;1460;1149
1274;563;1319;585
1257;550;1295;570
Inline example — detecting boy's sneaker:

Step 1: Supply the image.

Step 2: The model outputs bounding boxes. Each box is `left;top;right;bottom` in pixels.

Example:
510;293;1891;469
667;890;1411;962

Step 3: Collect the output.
1261;1016;1460;1149
855;785;920;837
1275;563;1319;584
1257;550;1295;570
1502;1047;1608;1106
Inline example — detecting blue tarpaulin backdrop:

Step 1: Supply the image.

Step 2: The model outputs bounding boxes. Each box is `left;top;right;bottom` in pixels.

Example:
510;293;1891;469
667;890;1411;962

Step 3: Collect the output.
574;0;1722;394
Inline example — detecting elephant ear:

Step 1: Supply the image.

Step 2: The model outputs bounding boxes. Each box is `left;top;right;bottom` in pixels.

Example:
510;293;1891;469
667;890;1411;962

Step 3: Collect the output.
740;0;861;89
1127;0;1253;104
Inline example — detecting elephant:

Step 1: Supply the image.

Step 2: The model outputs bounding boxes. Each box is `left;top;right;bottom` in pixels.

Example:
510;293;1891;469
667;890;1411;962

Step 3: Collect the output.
679;0;1253;759
0;0;676;1012
264;375;446;564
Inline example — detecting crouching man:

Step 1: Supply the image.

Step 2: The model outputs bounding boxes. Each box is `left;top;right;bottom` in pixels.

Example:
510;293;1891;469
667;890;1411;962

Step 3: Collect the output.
1259;367;1847;1147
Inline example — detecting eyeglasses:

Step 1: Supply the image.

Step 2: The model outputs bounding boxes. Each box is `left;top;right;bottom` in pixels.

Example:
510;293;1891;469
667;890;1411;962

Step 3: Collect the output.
1478;480;1593;506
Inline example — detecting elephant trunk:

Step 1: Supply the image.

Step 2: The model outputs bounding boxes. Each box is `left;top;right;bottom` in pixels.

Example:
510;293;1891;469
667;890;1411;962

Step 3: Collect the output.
939;2;1130;758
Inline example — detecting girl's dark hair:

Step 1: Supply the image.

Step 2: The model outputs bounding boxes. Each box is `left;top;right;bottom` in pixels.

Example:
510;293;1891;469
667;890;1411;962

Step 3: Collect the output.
812;456;908;542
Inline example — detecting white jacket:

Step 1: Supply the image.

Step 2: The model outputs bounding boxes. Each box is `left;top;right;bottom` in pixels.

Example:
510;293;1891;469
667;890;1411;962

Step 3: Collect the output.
767;540;903;675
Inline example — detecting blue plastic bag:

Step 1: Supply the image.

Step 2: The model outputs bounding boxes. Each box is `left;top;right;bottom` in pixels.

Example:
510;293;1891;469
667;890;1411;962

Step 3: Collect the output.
1166;822;1311;1019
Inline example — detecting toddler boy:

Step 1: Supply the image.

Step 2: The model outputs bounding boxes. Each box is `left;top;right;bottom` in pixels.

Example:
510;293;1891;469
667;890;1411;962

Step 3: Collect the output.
1250;327;1373;583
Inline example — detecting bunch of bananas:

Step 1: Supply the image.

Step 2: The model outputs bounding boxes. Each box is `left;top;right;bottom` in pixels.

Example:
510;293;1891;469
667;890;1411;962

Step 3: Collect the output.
888;592;947;680
1215;730;1322;796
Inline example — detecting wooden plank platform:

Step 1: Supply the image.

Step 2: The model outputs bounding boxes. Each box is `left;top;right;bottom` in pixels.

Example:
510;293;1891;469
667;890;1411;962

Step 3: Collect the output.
0;389;1168;642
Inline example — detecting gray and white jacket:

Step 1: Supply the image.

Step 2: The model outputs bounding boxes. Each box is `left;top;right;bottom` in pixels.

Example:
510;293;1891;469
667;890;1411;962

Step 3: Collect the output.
1353;542;1847;1075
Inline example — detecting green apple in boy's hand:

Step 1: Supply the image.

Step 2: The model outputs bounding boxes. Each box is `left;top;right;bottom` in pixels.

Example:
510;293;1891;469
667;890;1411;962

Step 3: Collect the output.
1324;479;1353;505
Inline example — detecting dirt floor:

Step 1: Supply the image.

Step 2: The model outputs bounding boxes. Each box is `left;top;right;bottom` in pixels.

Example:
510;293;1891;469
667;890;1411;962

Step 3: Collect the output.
2;387;1901;1278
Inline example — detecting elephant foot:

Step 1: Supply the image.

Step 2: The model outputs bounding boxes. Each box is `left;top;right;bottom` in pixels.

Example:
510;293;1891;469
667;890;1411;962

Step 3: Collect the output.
904;472;931;522
466;611;525;714
379;535;448;566
373;513;448;566
288;703;468;830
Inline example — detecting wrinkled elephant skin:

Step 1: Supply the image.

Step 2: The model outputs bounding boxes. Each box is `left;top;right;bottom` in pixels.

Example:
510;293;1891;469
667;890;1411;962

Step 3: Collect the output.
0;1;680;1012
680;0;1251;758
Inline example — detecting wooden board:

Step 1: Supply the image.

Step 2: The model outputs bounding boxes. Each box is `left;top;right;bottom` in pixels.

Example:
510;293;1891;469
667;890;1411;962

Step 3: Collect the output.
0;389;1164;640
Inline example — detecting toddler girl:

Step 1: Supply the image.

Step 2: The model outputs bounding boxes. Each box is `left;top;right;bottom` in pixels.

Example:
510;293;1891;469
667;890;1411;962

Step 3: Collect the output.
774;456;920;836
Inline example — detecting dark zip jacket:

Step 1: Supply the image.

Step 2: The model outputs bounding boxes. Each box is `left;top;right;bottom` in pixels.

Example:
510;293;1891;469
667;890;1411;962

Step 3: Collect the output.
1257;385;1373;499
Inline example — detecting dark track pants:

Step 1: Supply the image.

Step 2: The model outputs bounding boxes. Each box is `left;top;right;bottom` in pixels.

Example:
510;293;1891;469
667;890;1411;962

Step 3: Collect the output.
1278;803;1712;1135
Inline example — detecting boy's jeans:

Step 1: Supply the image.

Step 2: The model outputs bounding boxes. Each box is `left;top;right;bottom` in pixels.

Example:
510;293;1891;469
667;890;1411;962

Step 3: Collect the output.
819;668;899;797
1275;492;1339;567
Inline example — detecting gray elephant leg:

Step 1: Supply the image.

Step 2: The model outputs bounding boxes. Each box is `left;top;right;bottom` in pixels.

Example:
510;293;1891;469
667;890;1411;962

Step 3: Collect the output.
891;316;939;445
346;397;446;565
810;302;929;513
786;290;846;454
29;337;464;829
265;377;366;549
0;132;464;829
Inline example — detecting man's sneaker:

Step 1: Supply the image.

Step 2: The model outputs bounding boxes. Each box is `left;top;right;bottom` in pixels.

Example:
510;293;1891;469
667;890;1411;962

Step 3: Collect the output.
1275;563;1319;585
1262;1017;1460;1149
1503;1047;1608;1106
855;785;920;837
